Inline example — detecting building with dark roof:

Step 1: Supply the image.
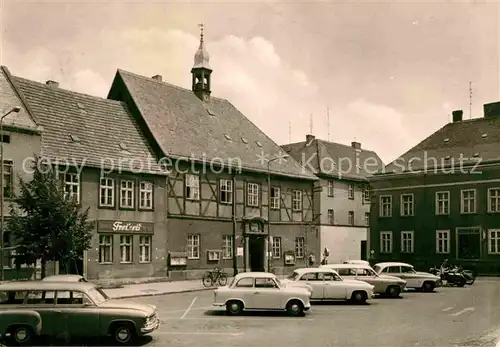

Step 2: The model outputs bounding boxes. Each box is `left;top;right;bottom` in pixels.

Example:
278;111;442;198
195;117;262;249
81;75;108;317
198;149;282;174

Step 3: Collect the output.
282;135;384;263
107;30;319;279
0;66;169;281
369;105;500;274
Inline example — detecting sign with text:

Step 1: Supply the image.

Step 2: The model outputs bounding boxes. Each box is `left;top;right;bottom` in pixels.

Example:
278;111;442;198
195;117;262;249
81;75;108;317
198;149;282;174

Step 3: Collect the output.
97;220;154;234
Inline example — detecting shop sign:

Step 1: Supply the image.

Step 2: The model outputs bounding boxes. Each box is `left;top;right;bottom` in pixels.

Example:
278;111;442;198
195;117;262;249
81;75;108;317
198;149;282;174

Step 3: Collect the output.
98;220;154;234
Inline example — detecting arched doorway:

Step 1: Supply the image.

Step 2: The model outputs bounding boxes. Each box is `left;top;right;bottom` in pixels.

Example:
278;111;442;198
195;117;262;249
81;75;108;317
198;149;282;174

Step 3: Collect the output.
242;216;268;272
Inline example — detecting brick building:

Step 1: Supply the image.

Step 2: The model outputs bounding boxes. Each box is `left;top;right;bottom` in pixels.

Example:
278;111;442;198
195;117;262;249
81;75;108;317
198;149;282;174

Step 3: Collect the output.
369;104;500;274
4;67;168;281
107;31;319;279
282;135;383;263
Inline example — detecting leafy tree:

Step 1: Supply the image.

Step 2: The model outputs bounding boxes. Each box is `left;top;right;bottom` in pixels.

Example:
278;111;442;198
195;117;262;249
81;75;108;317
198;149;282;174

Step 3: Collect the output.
7;156;94;278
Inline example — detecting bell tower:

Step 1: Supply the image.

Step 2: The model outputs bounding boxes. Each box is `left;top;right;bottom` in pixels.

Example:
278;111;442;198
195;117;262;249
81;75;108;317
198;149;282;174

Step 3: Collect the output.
191;23;212;102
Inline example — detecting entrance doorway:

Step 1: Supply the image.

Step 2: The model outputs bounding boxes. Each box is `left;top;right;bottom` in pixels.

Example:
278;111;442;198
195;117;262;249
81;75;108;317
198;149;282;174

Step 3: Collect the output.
360;241;367;260
249;236;265;272
457;228;481;259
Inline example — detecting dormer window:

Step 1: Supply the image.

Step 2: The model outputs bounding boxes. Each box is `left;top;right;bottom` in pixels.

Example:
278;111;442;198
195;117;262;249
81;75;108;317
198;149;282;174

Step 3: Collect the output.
206;108;216;116
241;137;248;144
224;134;232;141
119;143;128;151
256;141;262;147
70;134;80;142
76;102;85;109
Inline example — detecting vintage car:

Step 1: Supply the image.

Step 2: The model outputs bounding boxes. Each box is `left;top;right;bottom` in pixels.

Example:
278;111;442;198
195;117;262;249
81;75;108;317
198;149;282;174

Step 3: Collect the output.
373;262;441;292
343;260;370;265
322;263;407;297
0;281;159;345
213;272;311;317
281;267;375;304
42;274;87;282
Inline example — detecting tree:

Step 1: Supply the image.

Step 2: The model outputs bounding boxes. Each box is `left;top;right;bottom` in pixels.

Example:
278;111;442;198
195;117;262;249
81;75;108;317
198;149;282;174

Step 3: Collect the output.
7;156;94;278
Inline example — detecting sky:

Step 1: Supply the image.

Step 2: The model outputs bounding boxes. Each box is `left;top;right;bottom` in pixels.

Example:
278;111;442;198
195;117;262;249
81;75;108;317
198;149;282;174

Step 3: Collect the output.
0;0;498;164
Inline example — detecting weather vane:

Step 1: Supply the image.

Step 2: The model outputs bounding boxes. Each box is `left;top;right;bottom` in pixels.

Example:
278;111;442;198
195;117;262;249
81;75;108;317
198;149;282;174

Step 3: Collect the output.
198;23;204;42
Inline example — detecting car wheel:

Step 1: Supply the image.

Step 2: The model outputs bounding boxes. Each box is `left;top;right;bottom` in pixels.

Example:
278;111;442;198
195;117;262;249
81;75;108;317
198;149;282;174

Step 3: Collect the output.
386;285;401;298
286;300;304;317
351;291;368;304
11;325;34;346
422;281;435;292
113;324;135;345
226;300;243;315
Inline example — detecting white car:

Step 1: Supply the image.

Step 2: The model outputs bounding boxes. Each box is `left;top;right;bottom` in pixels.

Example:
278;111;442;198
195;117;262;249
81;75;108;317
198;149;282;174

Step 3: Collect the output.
212;272;311;316
343;260;370;265
373;262;441;292
322;263;406;297
42;275;87;282
281;267;374;304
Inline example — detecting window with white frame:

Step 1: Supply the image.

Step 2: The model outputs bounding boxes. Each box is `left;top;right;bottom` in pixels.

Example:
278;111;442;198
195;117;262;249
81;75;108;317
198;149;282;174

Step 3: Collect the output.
380;231;392;253
436;191;450;215
139;181;153;209
99;177;114;207
400;194;414;216
247;183;259;207
219;179;233;204
187;234;200;259
120;180;134;208
64;173;80;203
489;229;500;254
401;231;414;253
488;188;500;213
98;235;113;263
139;236;151;263
295;237;305;258
436;230;450;254
380;196;392;217
363;186;370;204
222;235;233;259
461;189;476;213
348;184;354;199
327;180;334;197
292;190;302;211
270;187;280;209
348;211;354;226
365;212;370;226
2;160;13;198
185;174;200;200
327;209;334;225
272;237;282;258
119;235;133;263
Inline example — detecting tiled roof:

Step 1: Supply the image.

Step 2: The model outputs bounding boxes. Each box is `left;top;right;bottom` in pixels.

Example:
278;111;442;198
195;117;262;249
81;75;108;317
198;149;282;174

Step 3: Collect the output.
12;75;164;175
383;116;500;174
281;138;384;181
108;69;317;180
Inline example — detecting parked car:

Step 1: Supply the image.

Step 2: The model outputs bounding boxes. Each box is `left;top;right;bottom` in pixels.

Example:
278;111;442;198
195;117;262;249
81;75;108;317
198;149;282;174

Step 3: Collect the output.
281;267;374;304
343;260;370;265
42;275;87;282
212;272;311;317
322;263;406;297
373;262;441;292
0;281;159;345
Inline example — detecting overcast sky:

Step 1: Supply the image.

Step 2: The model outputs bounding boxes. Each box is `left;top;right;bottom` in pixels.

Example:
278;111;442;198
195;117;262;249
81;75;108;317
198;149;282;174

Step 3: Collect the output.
1;0;498;163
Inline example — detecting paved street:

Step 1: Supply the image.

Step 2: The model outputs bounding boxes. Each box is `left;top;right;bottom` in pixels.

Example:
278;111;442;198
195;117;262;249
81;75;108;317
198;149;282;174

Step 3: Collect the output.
115;279;500;347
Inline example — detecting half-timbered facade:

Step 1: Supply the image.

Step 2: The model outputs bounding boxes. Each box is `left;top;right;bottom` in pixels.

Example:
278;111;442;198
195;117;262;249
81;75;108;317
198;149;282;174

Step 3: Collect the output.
108;30;319;279
8;71;168;281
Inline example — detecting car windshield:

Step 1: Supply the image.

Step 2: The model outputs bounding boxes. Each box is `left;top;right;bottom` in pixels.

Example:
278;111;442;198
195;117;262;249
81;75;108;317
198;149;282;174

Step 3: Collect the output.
287;272;300;281
87;287;108;305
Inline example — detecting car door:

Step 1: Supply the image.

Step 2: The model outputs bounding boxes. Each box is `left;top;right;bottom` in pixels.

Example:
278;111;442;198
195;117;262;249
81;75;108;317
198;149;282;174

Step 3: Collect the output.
25;290;58;337
298;272;322;299
355;268;383;292
321;272;347;300
400;266;420;288
55;290;99;337
251;278;283;309
336;268;356;280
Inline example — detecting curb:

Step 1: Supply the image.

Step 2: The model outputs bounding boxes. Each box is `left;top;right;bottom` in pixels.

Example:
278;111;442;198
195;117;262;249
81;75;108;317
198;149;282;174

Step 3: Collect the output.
108;287;215;300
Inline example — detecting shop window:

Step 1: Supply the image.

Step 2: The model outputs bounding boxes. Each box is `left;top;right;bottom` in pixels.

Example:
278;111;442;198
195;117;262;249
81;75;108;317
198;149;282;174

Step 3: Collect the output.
139;236;151;263
120;235;133;263
98;235;113;263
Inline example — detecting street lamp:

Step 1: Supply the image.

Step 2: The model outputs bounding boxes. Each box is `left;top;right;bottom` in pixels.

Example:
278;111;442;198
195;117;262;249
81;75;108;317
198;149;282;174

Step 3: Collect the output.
267;153;289;272
0;106;21;281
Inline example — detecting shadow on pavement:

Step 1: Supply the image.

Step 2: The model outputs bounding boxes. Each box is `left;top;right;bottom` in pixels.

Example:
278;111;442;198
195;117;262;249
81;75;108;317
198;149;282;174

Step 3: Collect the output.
203;309;303;317
311;301;371;306
13;335;153;346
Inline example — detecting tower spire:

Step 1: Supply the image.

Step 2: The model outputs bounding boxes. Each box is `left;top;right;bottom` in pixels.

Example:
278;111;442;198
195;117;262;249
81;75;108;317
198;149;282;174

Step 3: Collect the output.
191;23;212;102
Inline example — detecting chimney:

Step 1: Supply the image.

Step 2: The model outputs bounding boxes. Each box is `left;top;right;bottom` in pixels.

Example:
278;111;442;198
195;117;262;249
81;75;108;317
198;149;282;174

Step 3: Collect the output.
483;102;500;118
452;110;463;123
45;80;59;88
152;75;162;82
351;141;361;150
306;134;315;143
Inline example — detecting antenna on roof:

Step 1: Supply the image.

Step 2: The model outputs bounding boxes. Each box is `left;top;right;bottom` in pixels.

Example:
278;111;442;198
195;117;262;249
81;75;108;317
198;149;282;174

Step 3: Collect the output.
469;81;473;119
289;121;291;143
327;106;330;141
309;113;313;134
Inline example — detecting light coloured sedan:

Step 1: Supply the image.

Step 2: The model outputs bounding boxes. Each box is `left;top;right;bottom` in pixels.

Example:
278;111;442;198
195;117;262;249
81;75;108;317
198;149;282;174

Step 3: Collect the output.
373;262;441;292
213;272;311;317
42;274;87;282
281;268;374;304
322;263;406;297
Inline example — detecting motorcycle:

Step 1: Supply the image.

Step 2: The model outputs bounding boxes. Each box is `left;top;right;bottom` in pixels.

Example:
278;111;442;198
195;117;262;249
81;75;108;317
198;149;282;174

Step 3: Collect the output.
429;266;466;287
455;265;475;285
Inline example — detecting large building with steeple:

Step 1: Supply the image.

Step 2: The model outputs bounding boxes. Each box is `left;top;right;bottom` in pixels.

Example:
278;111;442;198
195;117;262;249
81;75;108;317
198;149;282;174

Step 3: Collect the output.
107;27;320;279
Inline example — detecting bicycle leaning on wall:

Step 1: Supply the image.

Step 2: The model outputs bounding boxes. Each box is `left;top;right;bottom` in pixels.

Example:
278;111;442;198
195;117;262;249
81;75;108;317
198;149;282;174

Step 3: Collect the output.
201;267;228;287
